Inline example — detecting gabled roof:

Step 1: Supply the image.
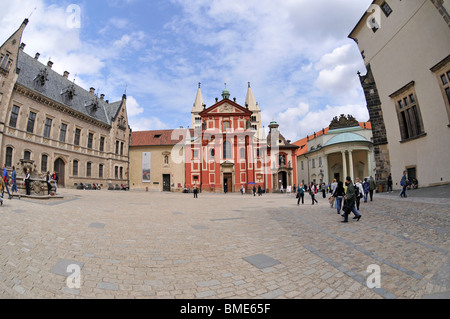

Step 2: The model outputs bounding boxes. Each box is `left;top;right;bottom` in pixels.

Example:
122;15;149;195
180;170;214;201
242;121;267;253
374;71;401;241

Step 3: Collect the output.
199;98;252;117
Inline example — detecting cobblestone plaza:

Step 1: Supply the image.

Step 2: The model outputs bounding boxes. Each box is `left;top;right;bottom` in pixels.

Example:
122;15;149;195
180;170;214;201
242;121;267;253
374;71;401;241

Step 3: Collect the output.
0;187;448;299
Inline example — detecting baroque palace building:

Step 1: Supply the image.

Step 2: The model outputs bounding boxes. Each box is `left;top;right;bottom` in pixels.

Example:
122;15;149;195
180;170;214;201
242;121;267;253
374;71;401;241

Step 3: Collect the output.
295;114;374;187
129;83;299;193
349;0;450;190
0;19;131;189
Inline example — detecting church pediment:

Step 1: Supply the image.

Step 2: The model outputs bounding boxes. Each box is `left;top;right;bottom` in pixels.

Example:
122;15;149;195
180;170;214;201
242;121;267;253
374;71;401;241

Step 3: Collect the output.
200;99;252;117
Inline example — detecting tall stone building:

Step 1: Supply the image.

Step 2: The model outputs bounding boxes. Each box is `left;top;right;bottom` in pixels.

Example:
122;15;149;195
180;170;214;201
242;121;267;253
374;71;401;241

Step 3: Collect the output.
349;0;450;189
0;19;131;190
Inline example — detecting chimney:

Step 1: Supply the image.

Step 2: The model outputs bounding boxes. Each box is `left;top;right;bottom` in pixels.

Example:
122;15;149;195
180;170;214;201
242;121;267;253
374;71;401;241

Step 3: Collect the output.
63;71;70;78
34;53;40;60
100;94;105;100
20;43;26;50
90;87;95;94
47;61;53;69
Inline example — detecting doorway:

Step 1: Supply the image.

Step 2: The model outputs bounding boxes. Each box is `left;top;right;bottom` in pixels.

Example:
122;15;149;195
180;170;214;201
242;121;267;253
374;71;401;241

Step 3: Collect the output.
163;174;171;192
278;171;287;190
223;173;232;193
54;158;65;187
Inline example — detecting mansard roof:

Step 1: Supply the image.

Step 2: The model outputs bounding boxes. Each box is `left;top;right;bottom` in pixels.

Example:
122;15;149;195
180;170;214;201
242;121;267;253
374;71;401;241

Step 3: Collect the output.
16;50;120;126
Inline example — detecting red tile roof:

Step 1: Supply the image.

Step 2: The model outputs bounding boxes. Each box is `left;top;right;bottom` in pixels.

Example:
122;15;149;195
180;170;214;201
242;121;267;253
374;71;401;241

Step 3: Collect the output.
131;129;193;146
293;122;371;157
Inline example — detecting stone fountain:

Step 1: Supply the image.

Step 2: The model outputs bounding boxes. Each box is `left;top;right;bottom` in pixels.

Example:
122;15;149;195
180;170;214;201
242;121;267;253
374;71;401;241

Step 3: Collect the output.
15;159;60;198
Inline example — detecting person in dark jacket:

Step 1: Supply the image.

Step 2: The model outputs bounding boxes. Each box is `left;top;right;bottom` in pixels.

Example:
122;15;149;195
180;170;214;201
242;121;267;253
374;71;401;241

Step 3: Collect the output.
333;181;345;215
25;169;31;195
342;176;362;223
45;171;52;195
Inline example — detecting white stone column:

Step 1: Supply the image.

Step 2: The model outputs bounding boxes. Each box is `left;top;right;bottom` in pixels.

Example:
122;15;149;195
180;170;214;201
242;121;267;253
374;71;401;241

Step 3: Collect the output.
341;151;347;181
348;150;354;182
323;154;329;183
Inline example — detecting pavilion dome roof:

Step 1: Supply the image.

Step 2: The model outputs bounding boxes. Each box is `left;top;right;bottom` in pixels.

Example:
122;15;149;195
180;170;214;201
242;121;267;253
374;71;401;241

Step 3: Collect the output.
324;132;370;147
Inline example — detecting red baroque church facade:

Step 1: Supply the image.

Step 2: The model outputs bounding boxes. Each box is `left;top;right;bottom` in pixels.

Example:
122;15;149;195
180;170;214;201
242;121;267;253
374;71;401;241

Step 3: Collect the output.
185;84;299;193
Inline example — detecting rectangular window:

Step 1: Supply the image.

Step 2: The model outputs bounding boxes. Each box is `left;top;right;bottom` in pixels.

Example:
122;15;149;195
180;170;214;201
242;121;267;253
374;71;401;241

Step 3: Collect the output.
9;105;20;128
88;133;94;149
87;162;92;177
43;118;52;138
301;161;304;171
41;155;48;172
100;136;105;152
74;128;81;146
120;142;124;156
99;164;104;178
73;160;79;176
115;166;119;179
0;53;9;69
431;57;450;123
60;123;67;142
223;121;231;131
27;111;37;133
116;141;119;155
6;147;13;168
391;83;425;141
381;2;392;17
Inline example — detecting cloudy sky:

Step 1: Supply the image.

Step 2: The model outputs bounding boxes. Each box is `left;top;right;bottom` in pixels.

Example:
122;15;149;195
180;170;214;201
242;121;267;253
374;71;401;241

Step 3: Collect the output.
0;0;373;141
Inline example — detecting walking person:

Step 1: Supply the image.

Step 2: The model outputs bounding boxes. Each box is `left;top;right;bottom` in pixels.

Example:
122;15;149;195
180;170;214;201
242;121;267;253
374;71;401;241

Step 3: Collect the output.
342;176;362;223
2;164;13;200
193;184;198;198
240;185;244;195
387;173;393;193
400;171;408;198
52;171;58;195
297;183;305;205
25;168;31;195
333;181;345;215
355;178;364;211
363;178;370;203
257;185;262;196
10;166;20;199
45;171;52;195
330;179;338;208
252;185;256;196
310;182;318;205
369;176;376;201
321;183;326;199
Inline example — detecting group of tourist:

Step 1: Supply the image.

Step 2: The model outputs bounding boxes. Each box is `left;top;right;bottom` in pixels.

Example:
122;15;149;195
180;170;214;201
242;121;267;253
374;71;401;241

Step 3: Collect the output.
0;165;58;204
295;176;378;223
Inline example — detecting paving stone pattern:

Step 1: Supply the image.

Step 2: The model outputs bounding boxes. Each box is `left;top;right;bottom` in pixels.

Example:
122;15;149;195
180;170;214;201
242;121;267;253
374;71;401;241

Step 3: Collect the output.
0;187;448;299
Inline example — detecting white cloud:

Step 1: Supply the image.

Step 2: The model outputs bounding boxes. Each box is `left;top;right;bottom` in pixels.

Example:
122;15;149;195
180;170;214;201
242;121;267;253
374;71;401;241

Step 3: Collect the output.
126;96;144;117
129;116;168;132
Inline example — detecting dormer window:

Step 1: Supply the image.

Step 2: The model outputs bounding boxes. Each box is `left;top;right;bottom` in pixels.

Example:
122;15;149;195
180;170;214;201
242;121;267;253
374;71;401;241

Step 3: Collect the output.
61;83;76;105
85;98;99;116
33;68;48;91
